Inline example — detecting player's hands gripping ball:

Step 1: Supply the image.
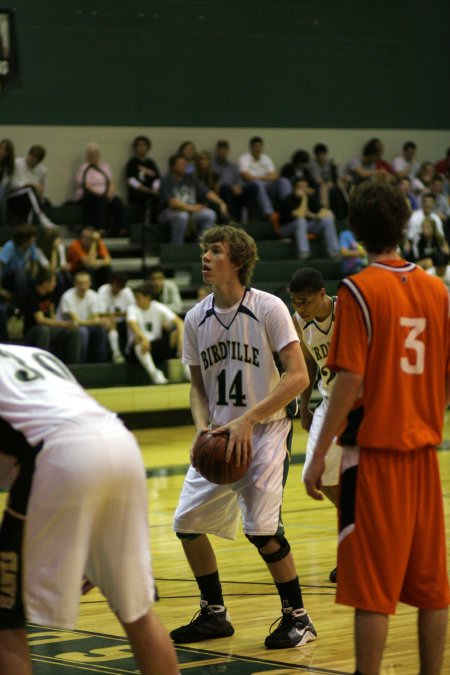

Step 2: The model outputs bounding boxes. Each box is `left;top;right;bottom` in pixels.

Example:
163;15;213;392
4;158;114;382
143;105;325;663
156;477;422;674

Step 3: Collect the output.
192;431;251;484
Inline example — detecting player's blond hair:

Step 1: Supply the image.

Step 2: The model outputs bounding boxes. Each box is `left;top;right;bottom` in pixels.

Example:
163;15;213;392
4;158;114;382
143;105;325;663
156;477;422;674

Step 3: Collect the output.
201;225;259;286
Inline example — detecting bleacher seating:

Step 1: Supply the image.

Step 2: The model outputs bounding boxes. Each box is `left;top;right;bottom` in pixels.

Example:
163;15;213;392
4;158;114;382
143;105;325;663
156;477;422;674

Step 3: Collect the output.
2;214;344;387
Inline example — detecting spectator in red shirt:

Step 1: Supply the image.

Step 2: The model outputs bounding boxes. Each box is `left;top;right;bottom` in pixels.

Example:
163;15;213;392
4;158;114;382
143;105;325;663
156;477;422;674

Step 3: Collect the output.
66;227;112;289
435;147;450;182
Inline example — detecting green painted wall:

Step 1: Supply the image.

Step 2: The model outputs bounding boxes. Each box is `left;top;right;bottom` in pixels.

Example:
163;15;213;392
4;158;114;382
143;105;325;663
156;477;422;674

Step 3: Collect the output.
1;1;449;128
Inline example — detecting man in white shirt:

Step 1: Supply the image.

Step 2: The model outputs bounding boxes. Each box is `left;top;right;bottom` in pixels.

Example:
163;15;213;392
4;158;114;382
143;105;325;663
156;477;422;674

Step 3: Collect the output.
238;136;291;220
392;141;420;180
7;145;55;228
57;270;109;363
147;265;182;315
126;282;184;384
98;272;136;363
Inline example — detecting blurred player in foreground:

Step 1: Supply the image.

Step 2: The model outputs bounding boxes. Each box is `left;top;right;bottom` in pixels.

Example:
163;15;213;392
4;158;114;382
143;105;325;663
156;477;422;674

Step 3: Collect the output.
304;181;449;675
0;343;178;675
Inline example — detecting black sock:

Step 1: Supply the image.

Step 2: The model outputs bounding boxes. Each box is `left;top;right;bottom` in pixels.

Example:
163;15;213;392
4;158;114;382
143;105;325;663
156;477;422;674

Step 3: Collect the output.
195;571;224;606
275;576;303;611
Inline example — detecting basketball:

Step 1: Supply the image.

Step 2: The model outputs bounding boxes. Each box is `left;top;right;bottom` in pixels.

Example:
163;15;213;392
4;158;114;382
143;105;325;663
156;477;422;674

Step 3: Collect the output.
192;431;250;484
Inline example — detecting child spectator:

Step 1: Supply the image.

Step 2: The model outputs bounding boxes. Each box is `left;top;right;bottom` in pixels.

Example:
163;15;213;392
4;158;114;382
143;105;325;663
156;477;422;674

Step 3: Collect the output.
339;226;367;276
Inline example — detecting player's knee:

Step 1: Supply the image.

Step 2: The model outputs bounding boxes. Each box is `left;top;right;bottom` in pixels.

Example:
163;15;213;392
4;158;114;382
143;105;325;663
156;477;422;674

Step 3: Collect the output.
245;533;291;563
175;532;202;541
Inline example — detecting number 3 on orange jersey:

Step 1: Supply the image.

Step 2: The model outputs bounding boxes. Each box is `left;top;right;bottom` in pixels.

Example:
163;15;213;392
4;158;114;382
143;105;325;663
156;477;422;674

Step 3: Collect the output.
400;317;426;375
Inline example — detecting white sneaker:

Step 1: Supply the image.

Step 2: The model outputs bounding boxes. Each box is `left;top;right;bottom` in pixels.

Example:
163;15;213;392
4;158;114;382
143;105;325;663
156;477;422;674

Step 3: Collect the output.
151;369;168;385
112;351;125;364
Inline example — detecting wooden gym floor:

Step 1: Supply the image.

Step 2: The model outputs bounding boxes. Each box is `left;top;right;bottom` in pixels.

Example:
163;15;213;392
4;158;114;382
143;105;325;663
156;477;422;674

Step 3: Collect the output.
2;414;449;674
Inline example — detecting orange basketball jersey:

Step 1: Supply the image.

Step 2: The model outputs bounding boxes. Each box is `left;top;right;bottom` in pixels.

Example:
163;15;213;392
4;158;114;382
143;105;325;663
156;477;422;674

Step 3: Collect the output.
328;260;450;451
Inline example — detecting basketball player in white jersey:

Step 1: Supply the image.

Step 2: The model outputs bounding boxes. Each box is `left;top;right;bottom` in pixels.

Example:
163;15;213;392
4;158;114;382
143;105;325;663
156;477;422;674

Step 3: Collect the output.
171;225;316;649
289;267;343;582
0;344;178;675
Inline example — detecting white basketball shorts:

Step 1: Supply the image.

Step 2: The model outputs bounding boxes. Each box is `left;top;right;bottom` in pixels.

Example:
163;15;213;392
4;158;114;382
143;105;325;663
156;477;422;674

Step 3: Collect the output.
173;417;292;540
301;396;343;486
24;424;154;629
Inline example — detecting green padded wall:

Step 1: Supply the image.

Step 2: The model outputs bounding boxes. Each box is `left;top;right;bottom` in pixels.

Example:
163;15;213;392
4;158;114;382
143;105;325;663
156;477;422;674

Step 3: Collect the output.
1;1;449;128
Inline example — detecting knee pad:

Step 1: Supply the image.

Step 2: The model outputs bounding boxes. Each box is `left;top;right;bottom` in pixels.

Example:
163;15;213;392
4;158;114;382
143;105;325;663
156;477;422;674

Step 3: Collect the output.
245;533;291;564
175;532;202;541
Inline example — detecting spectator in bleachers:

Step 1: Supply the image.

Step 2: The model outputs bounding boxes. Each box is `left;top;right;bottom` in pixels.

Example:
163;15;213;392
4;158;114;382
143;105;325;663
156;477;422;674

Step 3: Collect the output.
309;143;349;220
98;271;135;363
370;137;395;178
344;139;381;185
75;142;127;237
412;217;448;270
392;141;419;180
66;226;112;289
239;136;292;222
126;282;185;384
195;151;219;192
339;226;367;276
0;223;39;309
147;265;183;315
426;251;450;291
125;135;160;224
398;176;419;211
36;226;72;302
177;141;197;175
281;149;316;186
159;154;224;244
7;144;56;228
23;267;82;364
0;138;14;226
427;174;450;230
278;178;340;260
195;151;230;223
435;147;450;185
212;139;257;221
57;270;109;363
405;193;446;262
412;161;435;196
